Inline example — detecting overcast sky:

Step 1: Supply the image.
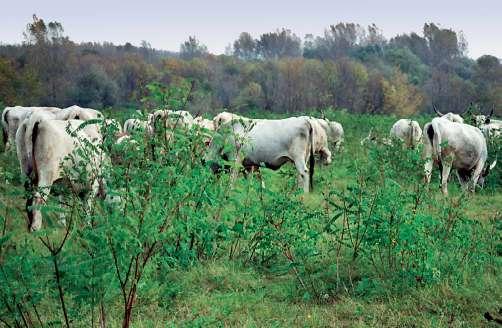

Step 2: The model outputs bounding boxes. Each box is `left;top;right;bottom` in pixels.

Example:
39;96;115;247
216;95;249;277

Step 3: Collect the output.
1;0;501;59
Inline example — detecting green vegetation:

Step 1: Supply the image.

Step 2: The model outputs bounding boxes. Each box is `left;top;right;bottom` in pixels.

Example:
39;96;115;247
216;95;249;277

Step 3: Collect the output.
1;12;502;322
1;84;500;327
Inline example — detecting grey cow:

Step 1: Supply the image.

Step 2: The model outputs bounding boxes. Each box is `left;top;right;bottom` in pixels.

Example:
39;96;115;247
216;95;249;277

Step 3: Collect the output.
423;117;496;195
207;117;315;193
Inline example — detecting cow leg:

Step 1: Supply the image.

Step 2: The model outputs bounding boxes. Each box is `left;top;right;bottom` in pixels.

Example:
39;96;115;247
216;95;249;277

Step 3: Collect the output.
58;195;66;227
29;189;47;232
321;147;332;165
25;180;35;232
85;181;99;216
469;161;485;193
456;171;467;191
440;158;453;195
256;168;266;189
423;138;433;185
29;170;55;231
249;166;266;189
293;158;310;193
5;133;13;151
6;129;17;151
456;169;471;191
230;153;243;184
424;159;433;184
86;178;106;215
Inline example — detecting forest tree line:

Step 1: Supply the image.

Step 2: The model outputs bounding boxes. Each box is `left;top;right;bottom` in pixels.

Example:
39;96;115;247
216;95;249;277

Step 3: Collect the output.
0;15;501;116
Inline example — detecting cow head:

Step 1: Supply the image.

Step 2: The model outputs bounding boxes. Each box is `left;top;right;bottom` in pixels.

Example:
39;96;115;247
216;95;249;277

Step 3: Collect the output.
432;104;443;117
472;106;494;126
473;115;487;126
478;160;497;186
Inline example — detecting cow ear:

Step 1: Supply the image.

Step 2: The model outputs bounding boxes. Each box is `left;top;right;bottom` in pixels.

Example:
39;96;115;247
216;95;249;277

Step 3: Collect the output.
490;160;497;170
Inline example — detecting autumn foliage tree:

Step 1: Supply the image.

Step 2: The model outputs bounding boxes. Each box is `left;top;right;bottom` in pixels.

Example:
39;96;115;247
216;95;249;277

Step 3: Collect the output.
0;16;499;116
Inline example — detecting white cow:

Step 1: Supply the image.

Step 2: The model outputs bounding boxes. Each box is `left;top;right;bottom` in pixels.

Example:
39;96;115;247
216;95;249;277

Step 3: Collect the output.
473;107;500;126
480;122;502;138
15;106;107;168
315;118;344;152
299;117;343;165
213;111;253;130
390;119;422;148
148;109;194;132
18;119;105;231
473;115;489;127
207;117;315;193
2;106;60;150
307;118;332;165
193;117;215;131
56;105;103;121
15;110;62;175
423;117;496;195
123;118;151;135
475;107;502;138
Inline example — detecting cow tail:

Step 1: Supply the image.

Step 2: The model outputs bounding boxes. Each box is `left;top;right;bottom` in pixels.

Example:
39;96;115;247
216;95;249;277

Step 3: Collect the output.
1;123;7;148
411;122;420;148
16;122;29;174
24;121;40;230
309;122;315;192
31;122;40;185
2;109;9;147
25;178;34;231
430;120;442;160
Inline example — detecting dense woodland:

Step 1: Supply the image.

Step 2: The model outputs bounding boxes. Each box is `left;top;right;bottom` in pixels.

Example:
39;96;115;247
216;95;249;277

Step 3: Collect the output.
0;15;501;116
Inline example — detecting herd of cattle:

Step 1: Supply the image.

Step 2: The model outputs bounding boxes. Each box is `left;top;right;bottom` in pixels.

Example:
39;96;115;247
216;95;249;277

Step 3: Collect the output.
1;105;500;231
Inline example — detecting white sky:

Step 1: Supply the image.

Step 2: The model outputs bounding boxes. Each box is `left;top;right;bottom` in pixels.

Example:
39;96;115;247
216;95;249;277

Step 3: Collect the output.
1;0;501;59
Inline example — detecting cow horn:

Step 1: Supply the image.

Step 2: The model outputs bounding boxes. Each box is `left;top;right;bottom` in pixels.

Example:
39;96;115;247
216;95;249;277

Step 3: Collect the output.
487;105;494;118
484;105;494;124
432;104;443;117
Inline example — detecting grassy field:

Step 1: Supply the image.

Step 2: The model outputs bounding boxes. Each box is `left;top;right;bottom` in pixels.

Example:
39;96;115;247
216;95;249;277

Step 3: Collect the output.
0;109;501;327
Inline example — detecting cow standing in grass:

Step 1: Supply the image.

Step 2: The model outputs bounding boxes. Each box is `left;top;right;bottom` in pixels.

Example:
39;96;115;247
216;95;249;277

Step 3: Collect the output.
193;117;215;131
17;119;106;231
390;119;422;148
423;117;496;195
212;111;254;130
148;110;195;139
55;105;103;121
124;118;152;135
207;117;315;193
315;118;344;152
475;107;502;138
300;117;344;165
